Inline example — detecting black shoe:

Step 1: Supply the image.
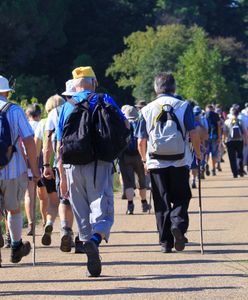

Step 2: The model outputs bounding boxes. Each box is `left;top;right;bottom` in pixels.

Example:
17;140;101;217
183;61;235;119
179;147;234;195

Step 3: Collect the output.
184;236;189;243
60;227;72;252
41;224;53;246
126;202;134;215
141;200;151;213
0;226;4;248
4;232;11;248
233;174;238;178
191;181;197;189
75;236;85;254
171;228;185;251
84;240;101;277
205;164;210;176
221;158;225;163
212;169;216;176
27;223;34;236
161;244;172;253
11;240;31;263
217;163;222;172
238;170;244;177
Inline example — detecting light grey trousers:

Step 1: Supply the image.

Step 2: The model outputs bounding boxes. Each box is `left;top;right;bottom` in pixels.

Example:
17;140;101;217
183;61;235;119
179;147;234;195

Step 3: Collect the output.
65;161;114;242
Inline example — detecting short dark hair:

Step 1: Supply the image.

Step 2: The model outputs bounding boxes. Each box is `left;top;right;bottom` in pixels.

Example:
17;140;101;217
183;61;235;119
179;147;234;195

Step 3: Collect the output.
26;103;41;118
154;72;176;95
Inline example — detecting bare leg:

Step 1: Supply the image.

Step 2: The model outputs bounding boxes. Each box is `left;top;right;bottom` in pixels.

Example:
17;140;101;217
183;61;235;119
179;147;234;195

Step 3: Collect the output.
37;186;48;226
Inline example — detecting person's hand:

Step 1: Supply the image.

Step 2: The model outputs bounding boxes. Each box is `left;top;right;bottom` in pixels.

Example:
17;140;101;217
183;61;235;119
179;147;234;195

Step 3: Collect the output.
195;152;203;162
33;174;41;184
143;162;149;175
43;166;54;180
60;177;69;199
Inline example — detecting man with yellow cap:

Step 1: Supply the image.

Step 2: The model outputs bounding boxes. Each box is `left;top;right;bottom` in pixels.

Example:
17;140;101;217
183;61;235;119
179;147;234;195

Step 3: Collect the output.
56;66;128;277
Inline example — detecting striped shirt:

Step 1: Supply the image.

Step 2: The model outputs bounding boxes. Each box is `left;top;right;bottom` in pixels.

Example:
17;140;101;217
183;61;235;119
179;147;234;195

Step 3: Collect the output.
0;96;34;180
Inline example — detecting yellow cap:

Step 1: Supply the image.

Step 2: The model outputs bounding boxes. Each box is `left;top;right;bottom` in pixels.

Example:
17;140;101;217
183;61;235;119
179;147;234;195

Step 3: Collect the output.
72;66;96;79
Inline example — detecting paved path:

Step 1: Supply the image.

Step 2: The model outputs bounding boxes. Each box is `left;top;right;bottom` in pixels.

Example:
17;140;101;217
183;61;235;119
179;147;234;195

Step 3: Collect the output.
0;158;248;299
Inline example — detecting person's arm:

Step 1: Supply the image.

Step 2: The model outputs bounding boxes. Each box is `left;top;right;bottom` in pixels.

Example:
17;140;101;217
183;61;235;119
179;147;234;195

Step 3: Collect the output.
34;137;42;158
189;129;202;161
22;136;40;181
217;121;221;143
43;130;54;179
56;141;68;198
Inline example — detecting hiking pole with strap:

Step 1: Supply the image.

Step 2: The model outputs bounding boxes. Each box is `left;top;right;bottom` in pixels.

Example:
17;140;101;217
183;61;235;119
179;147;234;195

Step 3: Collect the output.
198;159;204;255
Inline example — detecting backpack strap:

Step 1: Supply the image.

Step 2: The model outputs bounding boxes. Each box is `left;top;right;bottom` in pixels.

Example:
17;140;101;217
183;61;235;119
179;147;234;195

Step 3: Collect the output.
0;102;13;113
67;93;96;107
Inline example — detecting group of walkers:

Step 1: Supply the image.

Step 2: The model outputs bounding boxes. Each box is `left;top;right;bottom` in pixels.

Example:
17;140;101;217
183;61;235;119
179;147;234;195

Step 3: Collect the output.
0;68;247;277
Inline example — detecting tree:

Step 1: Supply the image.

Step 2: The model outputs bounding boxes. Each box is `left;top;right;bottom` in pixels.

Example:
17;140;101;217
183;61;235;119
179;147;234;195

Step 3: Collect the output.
176;27;227;107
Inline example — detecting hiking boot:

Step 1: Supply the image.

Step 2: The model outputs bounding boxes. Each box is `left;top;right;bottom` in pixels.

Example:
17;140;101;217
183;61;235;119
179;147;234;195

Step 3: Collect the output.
238;170;245;177
75;236;85;254
126;202;134;215
41;224;53;246
4;232;11;248
141;200;151;213
84;240;101;277
171;228;185;251
0;226;4;248
217;163;222;172
60;227;72;252
205;164;210;176
27;223;34;236
11;240;31;263
161;244;172;253
212;169;216;176
191;181;197;189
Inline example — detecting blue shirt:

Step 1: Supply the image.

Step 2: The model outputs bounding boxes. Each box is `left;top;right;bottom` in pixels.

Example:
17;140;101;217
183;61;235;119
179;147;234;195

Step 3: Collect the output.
57;90;126;141
0;96;34;180
135;102;195;140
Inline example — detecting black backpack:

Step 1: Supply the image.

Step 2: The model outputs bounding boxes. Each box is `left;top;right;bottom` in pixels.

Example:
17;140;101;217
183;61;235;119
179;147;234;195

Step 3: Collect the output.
0;103;18;169
61;93;130;164
124;121;139;156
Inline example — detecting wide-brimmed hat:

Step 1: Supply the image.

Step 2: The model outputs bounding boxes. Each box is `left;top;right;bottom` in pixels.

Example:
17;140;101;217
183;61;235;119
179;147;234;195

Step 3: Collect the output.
0;76;14;92
72;66;97;79
62;79;77;96
121;105;139;120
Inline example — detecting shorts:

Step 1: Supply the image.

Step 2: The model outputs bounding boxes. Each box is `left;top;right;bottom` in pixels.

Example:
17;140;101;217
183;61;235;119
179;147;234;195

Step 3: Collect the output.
41;168;56;194
119;154;146;190
206;139;219;158
0;172;28;211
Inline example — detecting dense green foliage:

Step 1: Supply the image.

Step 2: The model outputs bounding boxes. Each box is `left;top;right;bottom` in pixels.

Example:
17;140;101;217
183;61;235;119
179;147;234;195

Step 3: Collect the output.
0;0;247;108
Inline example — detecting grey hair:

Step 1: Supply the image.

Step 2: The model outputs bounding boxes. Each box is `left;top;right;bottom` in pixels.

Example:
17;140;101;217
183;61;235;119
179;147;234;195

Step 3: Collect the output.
154;72;176;95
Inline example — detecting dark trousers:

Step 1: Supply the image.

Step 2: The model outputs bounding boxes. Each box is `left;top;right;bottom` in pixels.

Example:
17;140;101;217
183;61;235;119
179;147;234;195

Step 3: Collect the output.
150;166;191;248
226;141;244;177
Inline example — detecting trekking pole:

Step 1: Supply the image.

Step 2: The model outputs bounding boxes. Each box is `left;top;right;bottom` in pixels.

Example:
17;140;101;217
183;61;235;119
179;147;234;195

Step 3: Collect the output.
32;182;37;266
198;160;204;255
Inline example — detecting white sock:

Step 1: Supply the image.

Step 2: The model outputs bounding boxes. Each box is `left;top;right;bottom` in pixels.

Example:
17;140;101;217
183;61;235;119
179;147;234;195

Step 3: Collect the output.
8;212;22;242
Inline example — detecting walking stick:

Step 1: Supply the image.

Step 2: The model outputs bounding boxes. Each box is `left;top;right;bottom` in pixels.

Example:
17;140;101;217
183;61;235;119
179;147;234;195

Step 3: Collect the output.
32;182;37;266
198;160;204;255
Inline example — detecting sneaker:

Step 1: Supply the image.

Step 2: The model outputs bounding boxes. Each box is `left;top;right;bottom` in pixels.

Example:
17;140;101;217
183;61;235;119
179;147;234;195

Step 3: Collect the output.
60;227;72;252
11;240;31;263
126;202;134;215
0;226;4;248
41;224;53;246
161;244;172;253
212;169;216;176
84;240;101;277
171;228;185;251
75;236;85;254
191;181;197;189
141;200;151;213
27;223;34;236
4;232;11;248
205;164;210;176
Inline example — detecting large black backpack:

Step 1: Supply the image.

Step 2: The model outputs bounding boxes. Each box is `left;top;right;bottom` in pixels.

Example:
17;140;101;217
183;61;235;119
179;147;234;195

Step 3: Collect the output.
61;93;130;164
0;102;18;169
92;94;131;162
61;95;94;165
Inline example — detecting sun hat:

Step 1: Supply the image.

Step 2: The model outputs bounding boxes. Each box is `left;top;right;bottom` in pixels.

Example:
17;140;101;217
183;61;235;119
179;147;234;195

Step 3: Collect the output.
0;76;14;92
121;105;139;120
72;66;96;79
193;106;202;116
62;79;77;96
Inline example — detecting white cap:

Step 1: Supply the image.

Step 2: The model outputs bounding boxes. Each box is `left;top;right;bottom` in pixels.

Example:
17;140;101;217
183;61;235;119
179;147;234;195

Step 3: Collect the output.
0;76;14;92
61;79;77;96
